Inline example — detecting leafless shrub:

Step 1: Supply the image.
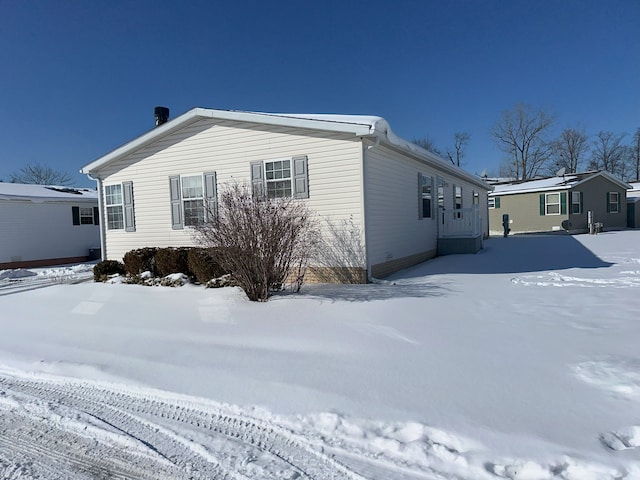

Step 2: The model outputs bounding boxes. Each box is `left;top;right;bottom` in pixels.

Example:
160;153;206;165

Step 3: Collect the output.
193;183;316;301
312;216;366;284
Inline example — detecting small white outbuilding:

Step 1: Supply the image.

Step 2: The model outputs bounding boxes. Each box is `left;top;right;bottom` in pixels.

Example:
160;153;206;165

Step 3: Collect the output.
0;183;100;269
81;107;491;281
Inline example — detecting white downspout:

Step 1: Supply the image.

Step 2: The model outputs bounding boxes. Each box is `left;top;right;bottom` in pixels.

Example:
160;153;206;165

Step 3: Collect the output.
363;135;381;282
86;173;107;261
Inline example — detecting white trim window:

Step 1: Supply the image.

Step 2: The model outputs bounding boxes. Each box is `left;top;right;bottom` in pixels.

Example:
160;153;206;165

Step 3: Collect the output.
607;192;619;213
571;191;582;214
181;175;205;226
419;173;432;219
250;156;309;199
169;172;217;230
105;182;135;231
105;184;124;230
80;207;94;225
545;192;561;215
265;160;292;198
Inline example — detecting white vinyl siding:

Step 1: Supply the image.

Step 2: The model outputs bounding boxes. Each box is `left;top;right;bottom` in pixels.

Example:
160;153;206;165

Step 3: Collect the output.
0;200;99;265
97;118;364;261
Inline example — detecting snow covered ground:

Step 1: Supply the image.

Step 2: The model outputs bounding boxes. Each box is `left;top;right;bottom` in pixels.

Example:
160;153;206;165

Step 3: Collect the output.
0;231;639;479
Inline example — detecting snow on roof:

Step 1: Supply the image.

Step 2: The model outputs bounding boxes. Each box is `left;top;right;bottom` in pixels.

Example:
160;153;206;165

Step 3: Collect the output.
490;171;631;196
0;183;98;203
81;107;491;191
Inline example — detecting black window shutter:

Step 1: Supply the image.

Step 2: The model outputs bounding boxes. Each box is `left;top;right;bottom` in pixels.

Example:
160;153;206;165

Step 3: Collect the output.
72;206;80;225
93;206;100;225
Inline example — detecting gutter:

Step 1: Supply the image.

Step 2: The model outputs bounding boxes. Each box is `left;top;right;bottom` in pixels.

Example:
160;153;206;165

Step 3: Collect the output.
86;173;107;261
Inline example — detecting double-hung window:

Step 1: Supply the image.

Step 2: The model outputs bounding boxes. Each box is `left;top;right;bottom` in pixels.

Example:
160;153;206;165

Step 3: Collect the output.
419;173;432;219
571;192;582;214
169;172;217;229
250;156;309;199
105;182;135;231
454;185;463;218
105;184;124;230
545;193;561;215
181;175;205;226
80;207;94;224
265;160;292;198
607;192;619;213
539;192;566;216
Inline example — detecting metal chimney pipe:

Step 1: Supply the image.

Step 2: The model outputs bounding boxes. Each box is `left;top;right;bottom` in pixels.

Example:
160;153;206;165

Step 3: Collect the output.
154;106;170;127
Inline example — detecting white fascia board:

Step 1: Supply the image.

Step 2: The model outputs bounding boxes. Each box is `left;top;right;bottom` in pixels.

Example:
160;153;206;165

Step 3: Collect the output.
81;108;376;175
80;109;204;174
490;185;571;196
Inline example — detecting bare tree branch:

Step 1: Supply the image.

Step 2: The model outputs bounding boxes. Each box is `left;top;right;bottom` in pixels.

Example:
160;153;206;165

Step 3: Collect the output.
10;162;72;185
549;126;589;174
445;132;470;167
491;103;555;180
588;131;628;179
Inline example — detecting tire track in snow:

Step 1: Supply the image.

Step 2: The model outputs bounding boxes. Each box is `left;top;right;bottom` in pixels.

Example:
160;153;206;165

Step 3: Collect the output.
0;371;366;480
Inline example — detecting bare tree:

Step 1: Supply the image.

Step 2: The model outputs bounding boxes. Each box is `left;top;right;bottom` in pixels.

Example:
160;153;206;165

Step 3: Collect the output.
491;103;555;180
10;162;72;185
549;127;589;174
193;183;316;301
588;131;628;179
412;137;442;156
312;216;366;284
631;127;640;181
445;132;470;168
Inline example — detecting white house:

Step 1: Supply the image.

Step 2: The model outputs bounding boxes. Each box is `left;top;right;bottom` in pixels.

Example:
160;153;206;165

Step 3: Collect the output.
0;183;100;269
81;107;491;281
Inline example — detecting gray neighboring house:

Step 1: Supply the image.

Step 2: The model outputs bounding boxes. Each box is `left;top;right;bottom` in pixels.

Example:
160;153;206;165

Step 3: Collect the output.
488;171;630;235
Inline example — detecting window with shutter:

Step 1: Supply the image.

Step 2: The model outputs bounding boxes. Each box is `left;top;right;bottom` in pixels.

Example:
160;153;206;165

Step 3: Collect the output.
251;157;309;199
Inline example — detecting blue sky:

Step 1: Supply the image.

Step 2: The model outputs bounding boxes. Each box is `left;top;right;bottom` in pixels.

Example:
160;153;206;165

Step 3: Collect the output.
0;0;638;186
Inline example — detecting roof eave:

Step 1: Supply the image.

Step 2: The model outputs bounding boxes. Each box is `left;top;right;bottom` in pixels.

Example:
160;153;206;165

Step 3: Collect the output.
80;108;375;175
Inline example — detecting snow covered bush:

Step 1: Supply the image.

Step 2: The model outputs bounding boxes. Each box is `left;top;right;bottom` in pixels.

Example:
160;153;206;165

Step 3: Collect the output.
194;183;316;301
93;260;125;282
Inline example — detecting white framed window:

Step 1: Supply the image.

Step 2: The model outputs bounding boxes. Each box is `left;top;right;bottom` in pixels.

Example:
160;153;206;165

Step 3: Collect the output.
607;192;619;213
473;191;479;205
250;156;309;200
169;172;217;230
545;192;561;215
420;173;432;219
571;191;582;214
80;207;94;225
488;198;495;209
437;178;445;209
454;185;463;218
105;182;135;231
265;159;292;198
181;175;205;226
454;185;463;209
105;184;124;230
